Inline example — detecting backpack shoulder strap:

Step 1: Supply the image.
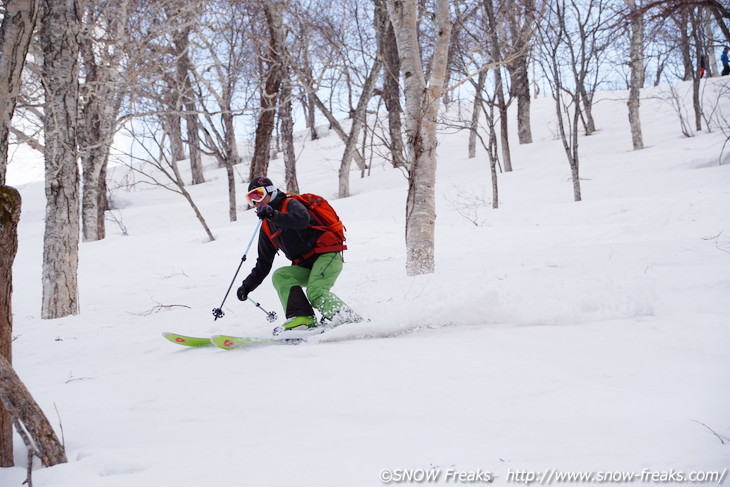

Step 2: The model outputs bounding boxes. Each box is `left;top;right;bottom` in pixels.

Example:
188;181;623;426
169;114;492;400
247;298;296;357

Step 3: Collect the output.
261;219;273;240
262;195;294;244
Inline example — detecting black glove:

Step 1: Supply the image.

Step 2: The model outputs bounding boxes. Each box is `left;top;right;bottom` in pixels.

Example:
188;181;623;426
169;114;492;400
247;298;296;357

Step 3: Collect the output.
256;204;274;220
236;284;250;301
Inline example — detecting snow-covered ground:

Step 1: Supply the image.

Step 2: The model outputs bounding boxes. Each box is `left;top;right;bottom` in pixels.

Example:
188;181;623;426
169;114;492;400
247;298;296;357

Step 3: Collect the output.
2;79;729;486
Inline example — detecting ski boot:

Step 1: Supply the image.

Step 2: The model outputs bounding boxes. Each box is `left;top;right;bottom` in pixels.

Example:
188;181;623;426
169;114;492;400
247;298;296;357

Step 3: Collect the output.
320;307;365;328
272;315;319;336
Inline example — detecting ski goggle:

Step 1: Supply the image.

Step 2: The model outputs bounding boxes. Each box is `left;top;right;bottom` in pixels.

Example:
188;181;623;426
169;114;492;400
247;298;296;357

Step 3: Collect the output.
247;185;276;204
246;187;268;204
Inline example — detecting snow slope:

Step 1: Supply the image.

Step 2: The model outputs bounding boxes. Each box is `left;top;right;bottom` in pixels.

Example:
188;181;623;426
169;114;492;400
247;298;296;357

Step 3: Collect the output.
1;78;729;486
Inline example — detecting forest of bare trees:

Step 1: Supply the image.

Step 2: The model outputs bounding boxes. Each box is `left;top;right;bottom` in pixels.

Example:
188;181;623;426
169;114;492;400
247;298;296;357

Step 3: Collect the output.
0;0;724;313
0;0;728;468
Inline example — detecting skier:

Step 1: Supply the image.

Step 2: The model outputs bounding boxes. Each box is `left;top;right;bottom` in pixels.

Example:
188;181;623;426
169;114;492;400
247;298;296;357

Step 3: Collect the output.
236;177;361;333
699;52;707;78
721;47;730;76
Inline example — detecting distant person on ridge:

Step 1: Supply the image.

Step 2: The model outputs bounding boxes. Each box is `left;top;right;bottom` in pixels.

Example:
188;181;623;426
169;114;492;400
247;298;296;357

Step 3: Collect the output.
236;177;361;334
699;52;707;78
721;47;730;76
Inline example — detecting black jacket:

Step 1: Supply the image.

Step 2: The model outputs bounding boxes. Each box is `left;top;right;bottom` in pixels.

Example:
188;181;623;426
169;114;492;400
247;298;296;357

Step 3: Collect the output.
242;192;322;291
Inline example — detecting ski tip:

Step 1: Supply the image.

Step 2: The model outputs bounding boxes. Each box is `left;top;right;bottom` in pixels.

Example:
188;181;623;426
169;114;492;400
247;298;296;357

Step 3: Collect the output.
162;332;212;347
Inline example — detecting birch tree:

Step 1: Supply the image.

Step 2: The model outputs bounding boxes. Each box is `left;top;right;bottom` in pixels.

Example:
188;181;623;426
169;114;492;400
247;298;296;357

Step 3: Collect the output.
193;1;252;220
379;0;406;169
279;65;300;194
535;0;584;202
0;185;21;466
0;354;68;474
41;0;82;319
482;0;513;172
268;0;297;192
1;190;68;473
249;0;285;180
625;0;645;150
168;0;205;185
338;0;384;198
0;0;40;186
78;0;131;241
504;0;537;145
388;0;452;276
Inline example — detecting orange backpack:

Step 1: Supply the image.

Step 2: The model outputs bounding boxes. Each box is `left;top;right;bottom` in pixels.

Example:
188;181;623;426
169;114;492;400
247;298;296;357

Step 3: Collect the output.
262;193;347;264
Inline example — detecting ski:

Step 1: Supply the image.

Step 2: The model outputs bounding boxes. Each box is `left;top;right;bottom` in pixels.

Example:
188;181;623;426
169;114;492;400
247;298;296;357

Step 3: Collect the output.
162;332;304;350
162;332;214;347
163;319;365;351
210;335;304;350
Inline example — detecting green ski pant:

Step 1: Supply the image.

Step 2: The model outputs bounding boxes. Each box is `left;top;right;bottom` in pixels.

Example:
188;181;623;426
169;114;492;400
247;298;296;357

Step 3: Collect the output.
271;252;347;320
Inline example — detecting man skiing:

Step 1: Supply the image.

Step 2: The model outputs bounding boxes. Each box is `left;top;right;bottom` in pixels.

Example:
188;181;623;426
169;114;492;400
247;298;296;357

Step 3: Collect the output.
699;52;708;78
237;177;361;333
721;47;729;76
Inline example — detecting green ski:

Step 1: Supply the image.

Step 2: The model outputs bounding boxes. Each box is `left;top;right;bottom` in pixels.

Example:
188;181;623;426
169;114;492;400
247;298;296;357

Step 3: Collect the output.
210;335;304;350
162;332;214;347
163;319;365;351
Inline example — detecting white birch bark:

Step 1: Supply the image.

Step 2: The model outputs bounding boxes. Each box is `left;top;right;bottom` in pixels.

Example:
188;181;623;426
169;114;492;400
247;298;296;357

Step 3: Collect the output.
79;0;130;241
0;0;41;186
625;0;644;150
482;0;513;171
41;0;81;319
280;66;300;194
388;0;452;276
469;70;487;159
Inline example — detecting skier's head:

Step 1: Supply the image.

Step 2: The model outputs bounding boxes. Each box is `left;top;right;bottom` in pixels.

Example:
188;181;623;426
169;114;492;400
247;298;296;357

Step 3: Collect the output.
247;176;278;205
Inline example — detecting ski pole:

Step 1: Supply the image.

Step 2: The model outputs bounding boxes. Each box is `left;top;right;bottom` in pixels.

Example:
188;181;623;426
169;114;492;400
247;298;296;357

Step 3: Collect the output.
246;296;278;323
212;220;273;321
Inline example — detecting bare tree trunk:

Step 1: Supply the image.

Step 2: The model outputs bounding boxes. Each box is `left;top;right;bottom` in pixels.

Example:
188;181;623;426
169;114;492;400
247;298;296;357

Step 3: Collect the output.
218;94;240;221
172;24;205;185
483;0;513;172
709;4;730;45
288;50;369;169
200;105;239;222
0;354;67;467
441;10;464;107
505;0;535;145
378;0;406;170
537;0;583;202
0;0;41;186
469;70;487;159
578;85;597;135
487;105;500;209
78;1;128;242
625;0;645;150
165;111;186;163
0;185;21;466
676;13;693;81
221;100;240;168
279;67;299;194
388;0;452;277
41;0;81;320
249;0;285;180
690;10;704;132
509;54;533;145
556;93;582;202
305;92;317;140
477;88;501;209
298;60;318;140
339;55;382;198
183;102;204;184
